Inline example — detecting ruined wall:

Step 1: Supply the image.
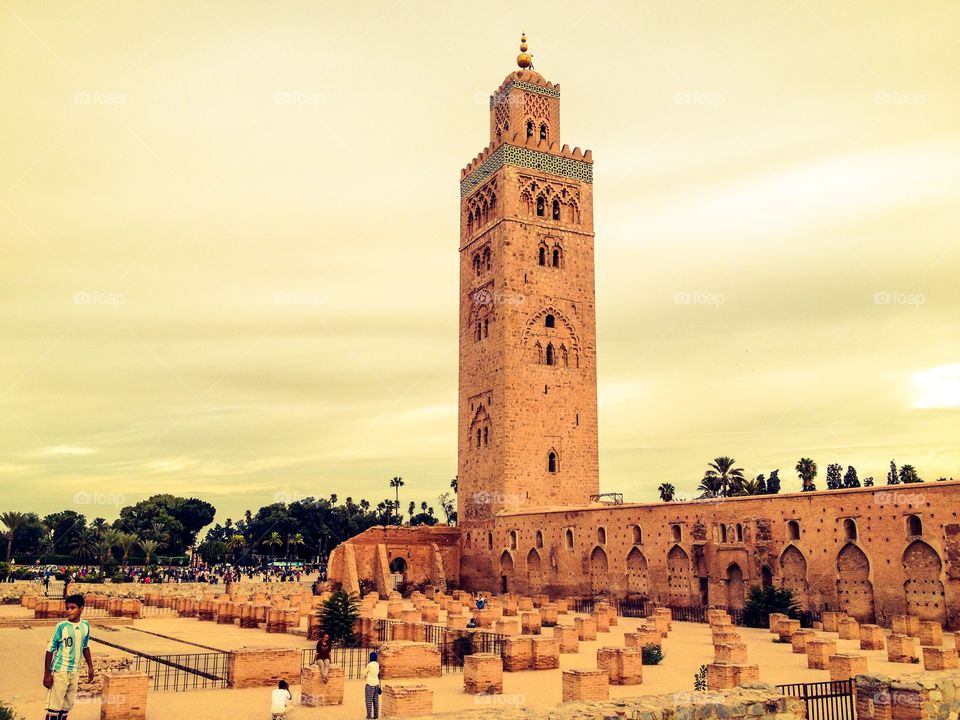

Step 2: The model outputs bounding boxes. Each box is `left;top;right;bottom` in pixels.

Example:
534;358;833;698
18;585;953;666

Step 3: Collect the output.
469;480;960;628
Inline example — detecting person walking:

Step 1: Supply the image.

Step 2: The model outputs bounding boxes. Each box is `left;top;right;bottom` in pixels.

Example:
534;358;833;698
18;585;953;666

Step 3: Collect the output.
363;651;380;719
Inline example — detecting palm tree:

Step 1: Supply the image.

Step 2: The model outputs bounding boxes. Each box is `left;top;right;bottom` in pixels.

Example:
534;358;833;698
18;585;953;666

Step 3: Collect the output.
115;532;139;568
139;539;160;566
796;458;818;492
146;521;170;549
263;531;283;557
389;477;405;525
736;476;762;496
90;517;108;537
450;476;458;494
658;483;676;502
0;511;28;562
71;530;97;563
290;532;305;558
95;539;113;577
701;456;746;497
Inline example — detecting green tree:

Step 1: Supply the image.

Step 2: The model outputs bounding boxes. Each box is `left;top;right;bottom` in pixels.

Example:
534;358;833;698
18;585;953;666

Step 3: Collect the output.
115;532;139;568
0;512;28;562
263;531;283;557
389;477;405;525
887;460;899;485
899;464;922;484
139;539;159;566
437;492;456;525
742;586;799;628
42;511;87;554
658;483;676;502
825;463;843;490
701;456;745;497
796;458;817;492
317;589;360;646
289;532;306;558
71;530;98;563
863;477;874;487
766;470;782;494
843;466;860;488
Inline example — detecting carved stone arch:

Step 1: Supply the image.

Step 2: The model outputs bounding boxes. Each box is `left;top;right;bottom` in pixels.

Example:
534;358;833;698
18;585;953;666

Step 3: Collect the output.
526;548;542;593
666;545;692;605
902;540;946;624
589;546;608;595
520;306;581;354
625;547;649;597
780;544;809;607
837;542;875;622
467;281;495;325
546;447;559;473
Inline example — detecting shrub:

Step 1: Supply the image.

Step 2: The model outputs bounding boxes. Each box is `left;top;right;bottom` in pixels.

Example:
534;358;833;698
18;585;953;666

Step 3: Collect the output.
693;664;707;691
641;644;664;665
110;573;134;584
317;589;360;647
742;586;799;628
0;700;24;720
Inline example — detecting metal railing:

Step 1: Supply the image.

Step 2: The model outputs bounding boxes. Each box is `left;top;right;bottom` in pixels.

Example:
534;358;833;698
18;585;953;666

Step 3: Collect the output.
92;635;227;691
301;645;377;680
777;680;855;720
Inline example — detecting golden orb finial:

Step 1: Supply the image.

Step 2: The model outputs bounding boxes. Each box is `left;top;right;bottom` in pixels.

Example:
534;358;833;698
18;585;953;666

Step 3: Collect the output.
517;32;533;69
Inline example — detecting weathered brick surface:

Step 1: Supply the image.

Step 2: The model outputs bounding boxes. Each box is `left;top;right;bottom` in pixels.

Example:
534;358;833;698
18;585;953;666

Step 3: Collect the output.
838;616;861;641
382;683;433;718
575;616;597;641
791;630;816;654
769;613;789;634
228;647;301;689
829;653;868;681
821;611;844;633
463;653;503;694
531;636;560;670
919;621;943;647
562;669;609;702
626;629;663;649
891;614;920;637
706;663;760;690
807;639;838;670
379;641;442;679
501;636;533;672
521;611;542;635
922;647;959;670
779;619;801;642
886;633;918;663
860;624;886;651
300;665;344;706
715;642;748;663
555;625;579;653
597;647;642;685
100;672;148;720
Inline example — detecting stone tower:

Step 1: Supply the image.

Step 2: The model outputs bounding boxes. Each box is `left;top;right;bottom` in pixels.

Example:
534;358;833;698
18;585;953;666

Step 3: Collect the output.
458;35;599;589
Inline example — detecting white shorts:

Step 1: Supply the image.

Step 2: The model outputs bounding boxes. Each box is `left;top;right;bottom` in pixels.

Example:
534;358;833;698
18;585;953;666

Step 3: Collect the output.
45;671;79;712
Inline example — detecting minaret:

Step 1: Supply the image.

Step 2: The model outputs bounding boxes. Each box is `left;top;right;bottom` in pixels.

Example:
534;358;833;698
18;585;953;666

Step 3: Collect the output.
457;35;599;588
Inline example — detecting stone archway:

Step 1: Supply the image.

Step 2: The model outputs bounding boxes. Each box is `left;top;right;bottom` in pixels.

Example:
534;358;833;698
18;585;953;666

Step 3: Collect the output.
726;563;745;610
666;545;692;605
837;543;875;622
780;545;809;608
589;546;609;595
500;550;514;593
902;540;947;624
626;547;649;597
527;548;543;594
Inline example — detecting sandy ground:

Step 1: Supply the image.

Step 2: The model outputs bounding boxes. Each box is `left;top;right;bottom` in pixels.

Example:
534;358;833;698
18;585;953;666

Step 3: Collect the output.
2;605;953;720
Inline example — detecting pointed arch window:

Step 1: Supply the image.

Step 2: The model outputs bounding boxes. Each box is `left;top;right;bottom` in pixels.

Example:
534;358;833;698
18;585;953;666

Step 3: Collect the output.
545;314;555;328
536;197;545;217
552;248;560;267
483;247;491;270
545;343;555;366
540;123;548;140
526;120;534;138
552;199;560;220
538;246;546;265
548;451;558;473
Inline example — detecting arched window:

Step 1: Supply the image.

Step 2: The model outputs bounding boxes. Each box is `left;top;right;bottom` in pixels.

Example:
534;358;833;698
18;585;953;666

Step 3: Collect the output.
535;530;543;548
536;197;545;217
907;515;922;536
552;199;560;220
484;247;491;270
720;525;728;543
761;565;773;587
476;428;481;448
483;427;488;446
548;451;557;473
598;527;606;544
487;532;493;550
736;523;743;543
843;518;857;541
632;525;642;544
545;343;555;365
509;530;517;550
671;524;681;543
540;123;548;140
473;254;480;276
565;528;574;549
538;246;546;265
465;532;472;549
552;248;560;267
545;314;555;328
483;318;489;338
560;345;568;367
527;120;534;138
787;520;800;540
475;322;481;342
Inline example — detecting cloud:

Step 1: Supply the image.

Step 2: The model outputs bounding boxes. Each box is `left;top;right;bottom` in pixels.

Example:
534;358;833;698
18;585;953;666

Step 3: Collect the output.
913;364;960;409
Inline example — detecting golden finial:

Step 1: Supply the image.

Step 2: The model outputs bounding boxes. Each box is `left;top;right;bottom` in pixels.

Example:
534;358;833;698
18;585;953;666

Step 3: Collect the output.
517;32;533;69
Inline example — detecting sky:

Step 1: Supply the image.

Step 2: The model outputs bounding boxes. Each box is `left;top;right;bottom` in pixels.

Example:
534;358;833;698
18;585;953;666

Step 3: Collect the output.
1;0;958;525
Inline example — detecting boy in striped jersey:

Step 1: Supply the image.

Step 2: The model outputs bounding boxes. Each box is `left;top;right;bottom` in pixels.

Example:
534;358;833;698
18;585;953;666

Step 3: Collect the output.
42;594;94;720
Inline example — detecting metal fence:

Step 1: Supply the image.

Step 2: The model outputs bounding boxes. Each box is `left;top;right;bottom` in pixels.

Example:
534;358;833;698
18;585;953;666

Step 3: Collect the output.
777;680;855;720
92;635;227;691
301;645;377;680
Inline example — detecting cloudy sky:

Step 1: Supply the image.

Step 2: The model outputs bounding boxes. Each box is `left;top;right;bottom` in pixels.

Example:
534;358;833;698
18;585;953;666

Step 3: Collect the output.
1;0;958;524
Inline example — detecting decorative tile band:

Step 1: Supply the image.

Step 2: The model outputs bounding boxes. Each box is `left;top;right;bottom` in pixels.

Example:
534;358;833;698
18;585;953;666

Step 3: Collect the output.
489;79;561;109
461;144;592;198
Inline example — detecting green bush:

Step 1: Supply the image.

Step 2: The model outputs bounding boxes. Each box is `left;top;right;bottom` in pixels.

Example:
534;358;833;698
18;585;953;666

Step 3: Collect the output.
641;644;664;665
110;573;134;584
0;700;24;720
693;664;707;691
742;586;799;628
317;589;360;647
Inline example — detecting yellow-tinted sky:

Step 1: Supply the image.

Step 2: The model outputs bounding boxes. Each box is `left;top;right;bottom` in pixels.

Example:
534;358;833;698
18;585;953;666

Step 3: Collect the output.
1;0;958;523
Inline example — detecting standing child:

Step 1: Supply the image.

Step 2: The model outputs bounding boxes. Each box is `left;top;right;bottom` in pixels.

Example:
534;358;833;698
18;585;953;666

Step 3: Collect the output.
364;651;380;720
42;593;93;720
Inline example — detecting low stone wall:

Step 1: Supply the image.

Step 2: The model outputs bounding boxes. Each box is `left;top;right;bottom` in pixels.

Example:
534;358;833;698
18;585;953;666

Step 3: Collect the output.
856;670;960;720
